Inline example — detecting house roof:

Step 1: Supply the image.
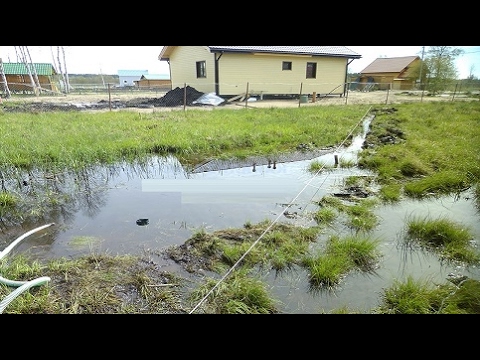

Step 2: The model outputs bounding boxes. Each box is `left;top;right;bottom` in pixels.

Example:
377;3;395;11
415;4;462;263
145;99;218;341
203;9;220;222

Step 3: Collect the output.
1;62;57;76
360;56;419;74
138;74;170;80
159;46;361;61
117;70;148;77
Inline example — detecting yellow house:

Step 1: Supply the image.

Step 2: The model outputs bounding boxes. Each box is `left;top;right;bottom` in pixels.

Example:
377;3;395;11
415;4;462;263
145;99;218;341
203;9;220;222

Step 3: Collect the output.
158;46;361;98
356;56;421;91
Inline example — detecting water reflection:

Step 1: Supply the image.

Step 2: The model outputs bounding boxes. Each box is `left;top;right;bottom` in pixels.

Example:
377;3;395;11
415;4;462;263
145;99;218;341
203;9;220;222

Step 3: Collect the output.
1;148;371;259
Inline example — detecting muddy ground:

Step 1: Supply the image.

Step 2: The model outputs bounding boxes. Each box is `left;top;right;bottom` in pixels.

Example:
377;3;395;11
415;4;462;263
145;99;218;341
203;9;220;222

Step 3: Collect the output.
2;87;474;113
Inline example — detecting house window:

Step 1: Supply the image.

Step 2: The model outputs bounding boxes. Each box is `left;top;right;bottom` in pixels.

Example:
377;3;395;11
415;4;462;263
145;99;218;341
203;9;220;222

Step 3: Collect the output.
196;61;206;78
306;62;317;79
282;61;292;71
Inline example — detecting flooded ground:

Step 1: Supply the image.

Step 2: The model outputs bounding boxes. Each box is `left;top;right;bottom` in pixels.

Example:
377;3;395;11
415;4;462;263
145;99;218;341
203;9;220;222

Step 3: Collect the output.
1;122;479;313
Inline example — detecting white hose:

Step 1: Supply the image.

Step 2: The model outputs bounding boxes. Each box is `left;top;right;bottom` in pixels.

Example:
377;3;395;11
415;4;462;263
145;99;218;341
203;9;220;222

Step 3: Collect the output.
0;223;55;260
0;223;55;314
0;276;51;314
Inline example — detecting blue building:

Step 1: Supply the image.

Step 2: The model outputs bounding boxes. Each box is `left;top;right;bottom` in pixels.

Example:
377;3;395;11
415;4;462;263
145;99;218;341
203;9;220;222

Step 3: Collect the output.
117;69;148;87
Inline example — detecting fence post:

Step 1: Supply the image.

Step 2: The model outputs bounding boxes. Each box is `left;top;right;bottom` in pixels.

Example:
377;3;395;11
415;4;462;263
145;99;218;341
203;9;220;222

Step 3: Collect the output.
345;82;349;105
298;82;303;108
452;82;458;101
108;83;112;111
183;83;187;111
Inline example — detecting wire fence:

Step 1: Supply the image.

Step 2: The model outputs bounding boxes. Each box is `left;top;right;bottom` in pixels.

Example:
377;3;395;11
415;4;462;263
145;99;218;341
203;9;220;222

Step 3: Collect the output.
1;80;479;109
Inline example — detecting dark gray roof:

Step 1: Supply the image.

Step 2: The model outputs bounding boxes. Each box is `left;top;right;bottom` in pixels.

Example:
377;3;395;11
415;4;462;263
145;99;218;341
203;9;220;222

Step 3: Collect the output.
207;46;361;59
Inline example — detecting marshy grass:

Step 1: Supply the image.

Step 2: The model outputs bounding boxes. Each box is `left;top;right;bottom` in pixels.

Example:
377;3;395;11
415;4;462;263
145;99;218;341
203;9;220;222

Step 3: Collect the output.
307;160;332;174
188;268;280;314
339;157;356;168
0;106;370;171
343;198;379;232
374;275;480;314
313;195;379;233
167;220;321;273
0;253;187;314
1;100;479;313
169;221;381;311
301;234;380;289
0;191;18;221
359;101;480;200
312;207;337;225
343;175;375;188
403;215;479;265
306;157;356;174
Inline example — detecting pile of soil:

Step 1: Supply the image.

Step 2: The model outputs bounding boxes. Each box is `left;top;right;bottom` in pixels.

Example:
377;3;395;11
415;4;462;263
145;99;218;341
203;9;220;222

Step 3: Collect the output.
125;86;204;108
2;86;206;112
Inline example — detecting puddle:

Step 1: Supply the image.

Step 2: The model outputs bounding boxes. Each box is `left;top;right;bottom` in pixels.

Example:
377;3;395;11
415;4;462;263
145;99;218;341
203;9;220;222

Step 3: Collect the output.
1;114;479;313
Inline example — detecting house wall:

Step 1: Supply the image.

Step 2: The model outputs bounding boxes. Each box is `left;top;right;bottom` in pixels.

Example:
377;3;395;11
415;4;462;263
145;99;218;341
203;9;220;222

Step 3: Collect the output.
359;73;416;91
360;72;396;90
169;46;348;96
217;53;347;96
136;79;172;89
5;74;57;93
169;46;215;93
359;58;420;90
392;79;411;90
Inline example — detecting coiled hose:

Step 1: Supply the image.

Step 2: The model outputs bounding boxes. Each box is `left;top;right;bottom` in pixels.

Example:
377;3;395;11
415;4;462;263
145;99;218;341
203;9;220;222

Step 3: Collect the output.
0;223;55;314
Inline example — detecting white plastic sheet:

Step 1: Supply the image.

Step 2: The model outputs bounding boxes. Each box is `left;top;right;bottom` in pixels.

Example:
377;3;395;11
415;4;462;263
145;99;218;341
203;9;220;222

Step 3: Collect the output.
192;92;225;106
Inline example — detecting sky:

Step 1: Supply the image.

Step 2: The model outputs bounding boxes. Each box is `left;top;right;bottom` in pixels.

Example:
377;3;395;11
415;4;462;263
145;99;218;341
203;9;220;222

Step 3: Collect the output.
1;46;479;79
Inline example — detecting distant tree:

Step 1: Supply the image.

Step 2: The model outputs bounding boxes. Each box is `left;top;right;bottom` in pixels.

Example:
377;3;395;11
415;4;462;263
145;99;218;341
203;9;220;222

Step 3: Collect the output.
462;64;480;93
467;64;476;80
60;46;71;93
16;46;40;96
24;46;42;94
423;46;463;95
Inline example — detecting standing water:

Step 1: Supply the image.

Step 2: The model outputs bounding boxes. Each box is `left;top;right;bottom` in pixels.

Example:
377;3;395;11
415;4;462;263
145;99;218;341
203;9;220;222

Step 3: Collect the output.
1;114;479;313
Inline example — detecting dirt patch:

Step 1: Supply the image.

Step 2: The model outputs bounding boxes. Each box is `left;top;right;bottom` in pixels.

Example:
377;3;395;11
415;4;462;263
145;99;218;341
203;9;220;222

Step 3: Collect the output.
1;86;206;112
2;87;475;113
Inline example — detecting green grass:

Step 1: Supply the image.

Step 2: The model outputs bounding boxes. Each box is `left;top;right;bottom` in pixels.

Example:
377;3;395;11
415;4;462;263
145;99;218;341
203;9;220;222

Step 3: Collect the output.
358;101;480;200
188;268;280;314
2;100;480;313
314;195;379;233
167;220;322;273
0;254;187;314
0;106;370;170
404;215;479;264
2;101;478;203
301;234;380;289
374;276;480;314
